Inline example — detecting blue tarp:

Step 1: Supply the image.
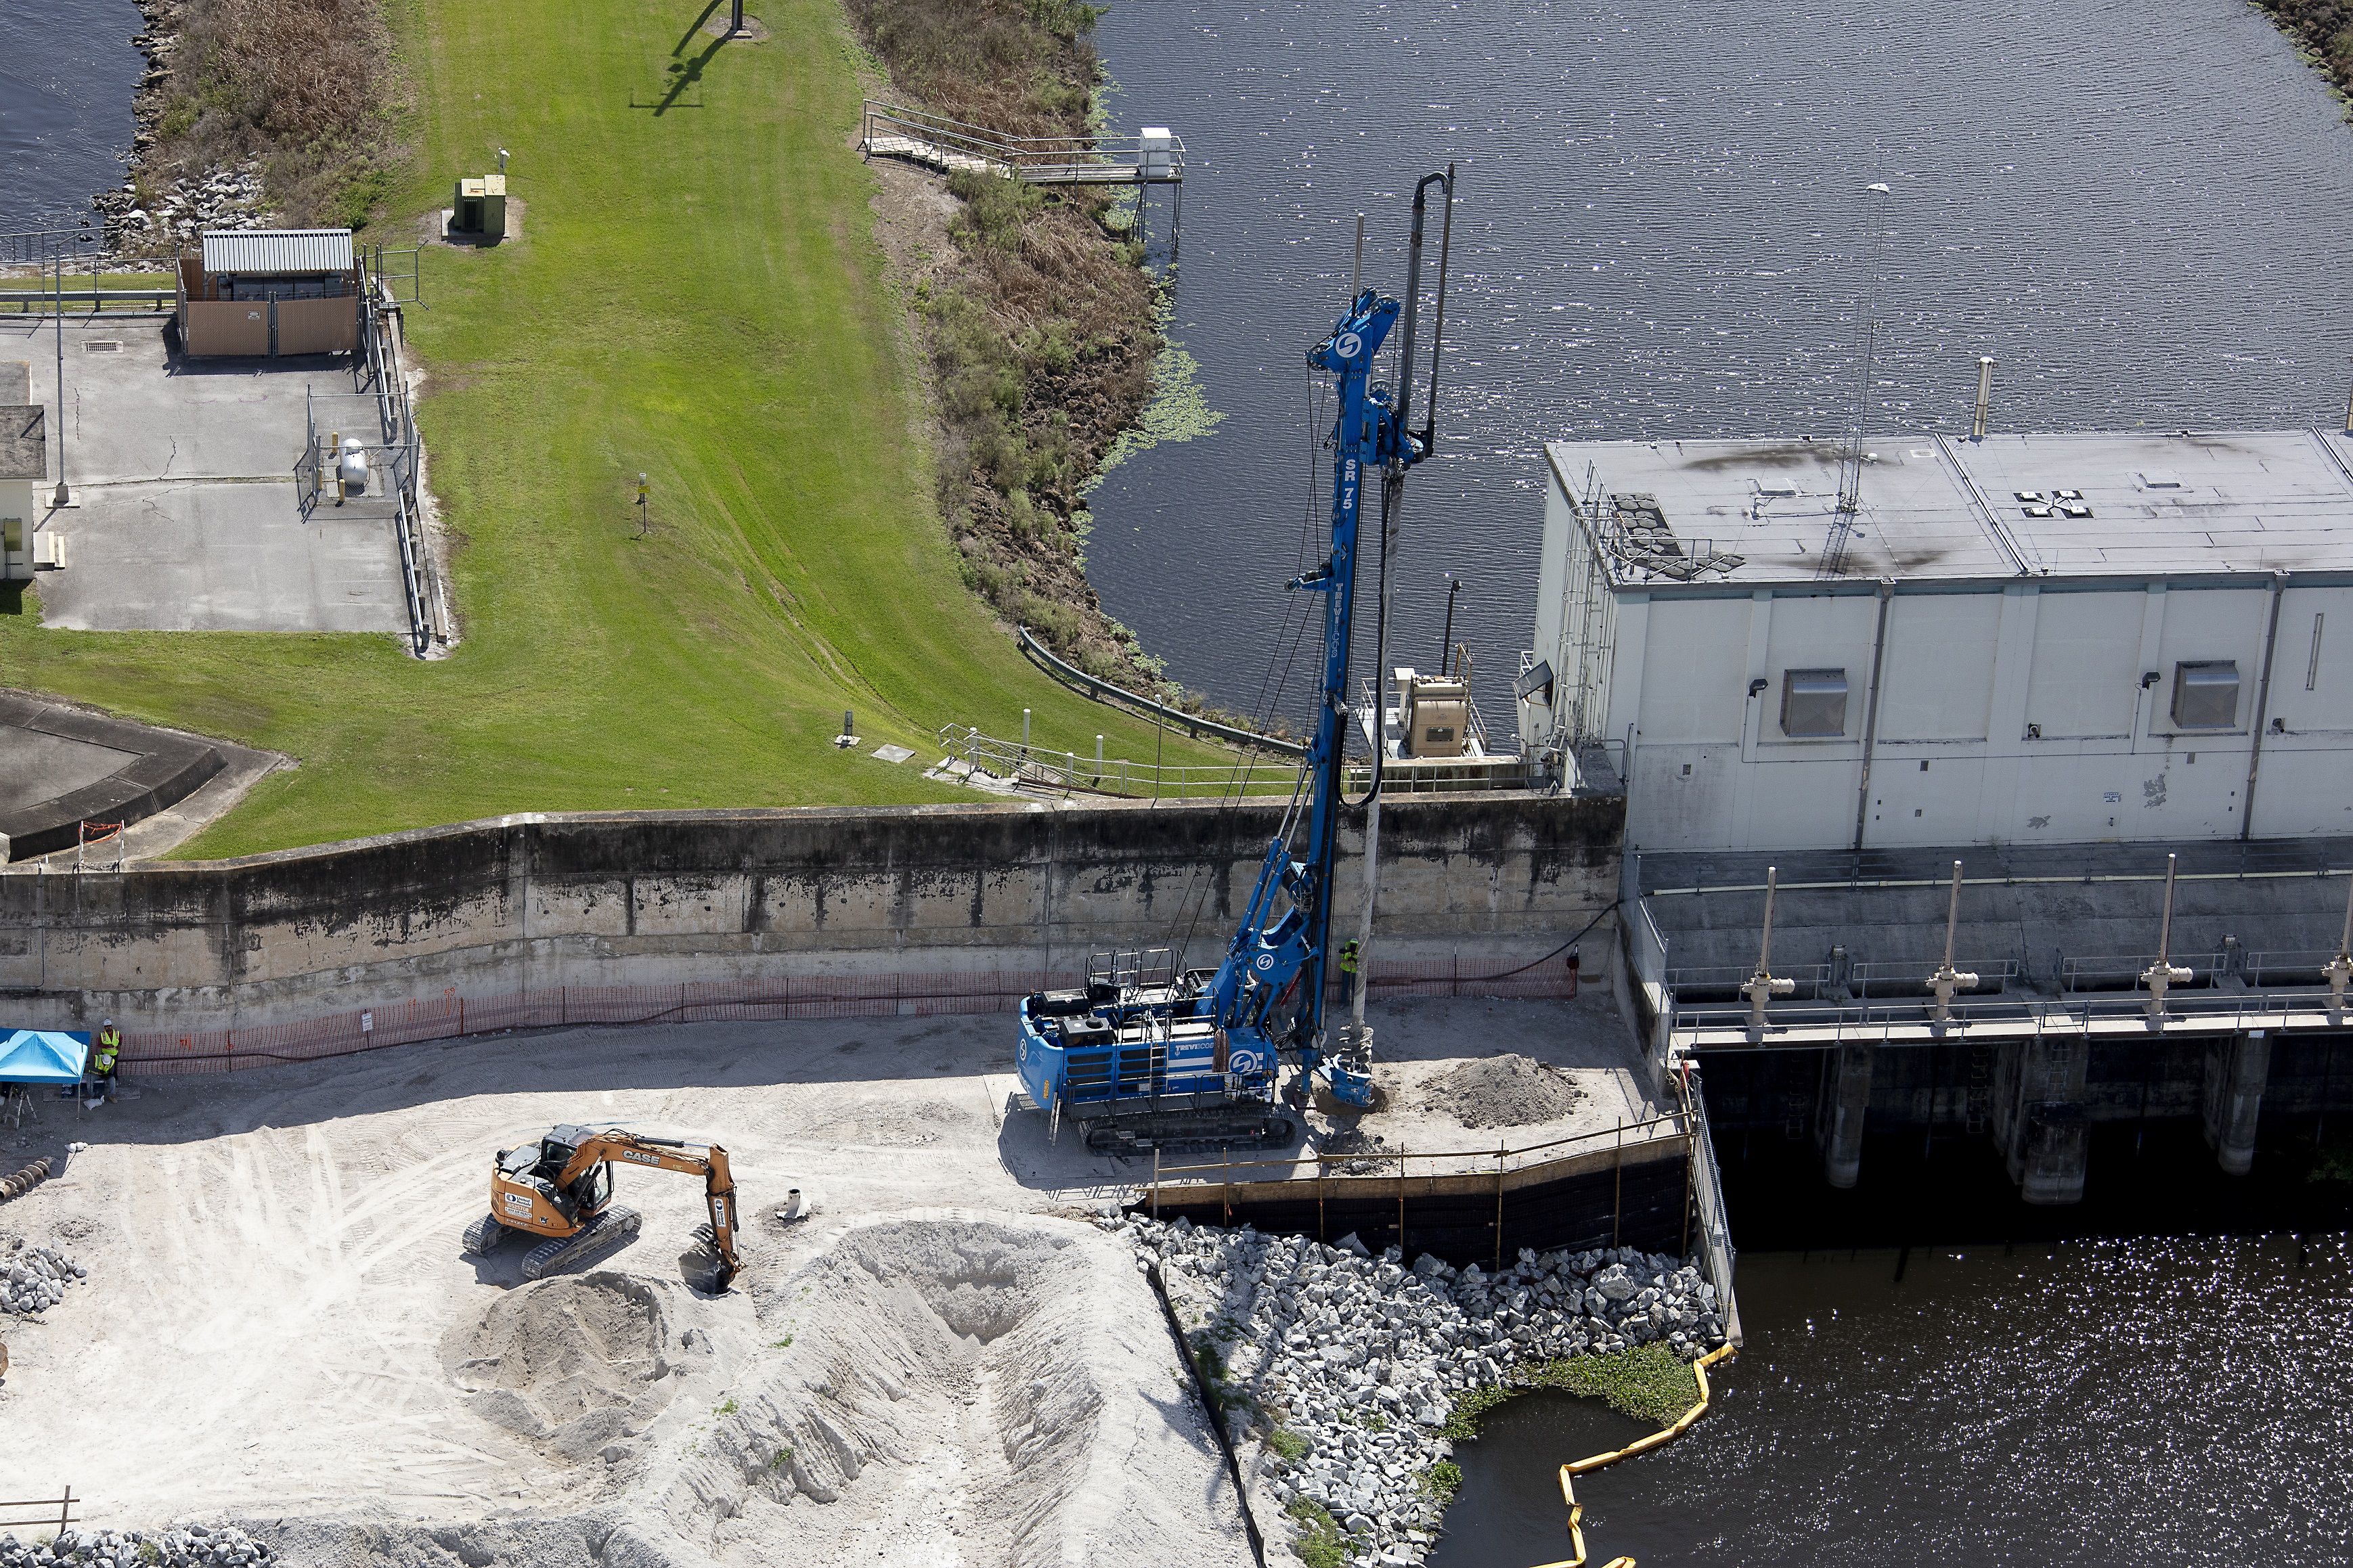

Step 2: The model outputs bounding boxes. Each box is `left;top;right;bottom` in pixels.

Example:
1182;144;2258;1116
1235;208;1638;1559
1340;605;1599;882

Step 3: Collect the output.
0;1030;90;1084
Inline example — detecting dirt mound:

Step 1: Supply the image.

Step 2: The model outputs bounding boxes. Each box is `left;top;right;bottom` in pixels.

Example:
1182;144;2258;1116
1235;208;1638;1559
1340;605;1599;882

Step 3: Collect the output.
441;1272;676;1459
1424;1054;1585;1129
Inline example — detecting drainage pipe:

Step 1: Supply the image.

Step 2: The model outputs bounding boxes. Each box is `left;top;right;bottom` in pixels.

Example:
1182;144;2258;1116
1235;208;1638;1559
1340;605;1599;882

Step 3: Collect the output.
1850;578;1895;851
2239;570;2288;842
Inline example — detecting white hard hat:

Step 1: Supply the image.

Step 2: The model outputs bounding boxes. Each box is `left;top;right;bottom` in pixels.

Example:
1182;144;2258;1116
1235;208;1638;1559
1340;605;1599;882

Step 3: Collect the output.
102;1018;114;1027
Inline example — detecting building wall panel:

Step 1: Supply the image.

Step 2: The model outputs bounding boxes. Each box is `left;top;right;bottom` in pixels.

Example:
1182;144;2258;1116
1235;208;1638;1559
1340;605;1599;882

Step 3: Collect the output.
2025;591;2145;738
1639;598;1752;742
1878;594;2001;740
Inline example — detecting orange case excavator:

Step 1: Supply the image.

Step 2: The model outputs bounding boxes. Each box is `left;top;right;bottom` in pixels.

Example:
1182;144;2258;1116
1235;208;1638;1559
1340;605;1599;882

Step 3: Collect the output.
460;1123;741;1290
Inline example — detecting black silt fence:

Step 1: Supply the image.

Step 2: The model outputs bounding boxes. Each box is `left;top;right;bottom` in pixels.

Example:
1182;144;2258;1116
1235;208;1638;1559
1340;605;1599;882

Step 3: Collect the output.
1137;1147;1692;1270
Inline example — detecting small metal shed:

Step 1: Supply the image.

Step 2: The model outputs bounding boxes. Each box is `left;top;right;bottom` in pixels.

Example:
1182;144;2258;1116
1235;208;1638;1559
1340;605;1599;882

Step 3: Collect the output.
177;229;361;357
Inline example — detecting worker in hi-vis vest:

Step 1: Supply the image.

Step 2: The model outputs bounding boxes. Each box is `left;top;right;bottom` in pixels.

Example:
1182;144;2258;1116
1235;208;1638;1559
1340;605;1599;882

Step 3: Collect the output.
91;1019;121;1102
1338;939;1362;1006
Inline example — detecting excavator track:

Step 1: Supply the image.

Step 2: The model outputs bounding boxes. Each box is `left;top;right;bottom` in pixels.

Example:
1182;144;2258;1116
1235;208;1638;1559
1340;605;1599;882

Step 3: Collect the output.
519;1205;642;1280
460;1213;509;1255
1084;1109;1295;1157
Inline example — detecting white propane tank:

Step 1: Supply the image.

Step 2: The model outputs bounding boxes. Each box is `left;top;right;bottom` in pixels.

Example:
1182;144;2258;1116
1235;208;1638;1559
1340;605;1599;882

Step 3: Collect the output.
337;435;368;499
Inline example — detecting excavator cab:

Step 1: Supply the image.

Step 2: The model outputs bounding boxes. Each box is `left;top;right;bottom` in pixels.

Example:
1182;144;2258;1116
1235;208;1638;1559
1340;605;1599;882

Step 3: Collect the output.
464;1123;740;1291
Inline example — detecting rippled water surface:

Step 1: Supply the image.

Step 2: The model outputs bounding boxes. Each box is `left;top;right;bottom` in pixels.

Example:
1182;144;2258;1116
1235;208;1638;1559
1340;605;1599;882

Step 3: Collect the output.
1428;1238;2353;1567
1090;0;2353;717
0;0;144;237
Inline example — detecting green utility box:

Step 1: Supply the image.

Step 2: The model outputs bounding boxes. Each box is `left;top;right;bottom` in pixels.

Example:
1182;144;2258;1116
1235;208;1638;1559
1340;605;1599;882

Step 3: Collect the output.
452;174;507;239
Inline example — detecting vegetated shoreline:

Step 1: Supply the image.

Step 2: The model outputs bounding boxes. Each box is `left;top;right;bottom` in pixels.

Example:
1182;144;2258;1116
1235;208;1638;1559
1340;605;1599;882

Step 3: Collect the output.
73;0;401;260
1138;1212;1728;1568
2256;0;2353;109
846;0;1268;726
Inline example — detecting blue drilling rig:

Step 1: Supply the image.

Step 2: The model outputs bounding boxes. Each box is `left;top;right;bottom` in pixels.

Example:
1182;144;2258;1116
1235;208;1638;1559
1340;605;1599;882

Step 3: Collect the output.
1015;170;1456;1155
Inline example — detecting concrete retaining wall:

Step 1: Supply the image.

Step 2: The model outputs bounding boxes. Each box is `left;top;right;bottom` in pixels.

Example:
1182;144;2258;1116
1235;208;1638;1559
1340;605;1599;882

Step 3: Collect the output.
0;794;1623;1037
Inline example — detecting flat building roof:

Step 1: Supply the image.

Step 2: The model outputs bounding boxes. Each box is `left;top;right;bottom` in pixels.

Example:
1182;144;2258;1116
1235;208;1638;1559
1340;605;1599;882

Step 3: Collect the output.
1545;428;2353;587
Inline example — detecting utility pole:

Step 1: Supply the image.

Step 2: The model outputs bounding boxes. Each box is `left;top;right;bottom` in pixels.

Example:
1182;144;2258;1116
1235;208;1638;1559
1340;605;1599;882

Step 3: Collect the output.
51;252;71;509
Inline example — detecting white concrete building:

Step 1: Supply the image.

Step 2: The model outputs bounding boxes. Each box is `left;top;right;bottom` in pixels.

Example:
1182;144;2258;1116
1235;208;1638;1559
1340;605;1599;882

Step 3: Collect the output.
1;361;45;582
1519;429;2353;851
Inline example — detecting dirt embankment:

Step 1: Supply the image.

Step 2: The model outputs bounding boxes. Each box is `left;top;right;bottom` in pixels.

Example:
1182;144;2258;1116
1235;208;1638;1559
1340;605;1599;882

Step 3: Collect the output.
2256;0;2353;108
847;0;1179;699
91;0;401;257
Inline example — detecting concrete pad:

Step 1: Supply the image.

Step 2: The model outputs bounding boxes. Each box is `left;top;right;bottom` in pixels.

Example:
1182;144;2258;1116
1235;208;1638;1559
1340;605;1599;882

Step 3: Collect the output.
0;688;267;861
0;316;408;633
35;478;408;632
0;730;135;813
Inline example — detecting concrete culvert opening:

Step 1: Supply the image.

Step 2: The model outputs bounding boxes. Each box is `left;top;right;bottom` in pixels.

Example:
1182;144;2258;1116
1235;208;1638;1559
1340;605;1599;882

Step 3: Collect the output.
442;1271;676;1460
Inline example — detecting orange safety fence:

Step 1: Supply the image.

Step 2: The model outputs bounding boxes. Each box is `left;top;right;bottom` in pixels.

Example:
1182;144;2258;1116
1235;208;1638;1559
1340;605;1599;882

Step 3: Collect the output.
1528;1344;1738;1568
112;958;1585;1076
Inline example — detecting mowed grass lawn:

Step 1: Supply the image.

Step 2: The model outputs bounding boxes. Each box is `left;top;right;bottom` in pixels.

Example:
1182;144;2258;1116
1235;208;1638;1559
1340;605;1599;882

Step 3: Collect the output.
0;0;1253;857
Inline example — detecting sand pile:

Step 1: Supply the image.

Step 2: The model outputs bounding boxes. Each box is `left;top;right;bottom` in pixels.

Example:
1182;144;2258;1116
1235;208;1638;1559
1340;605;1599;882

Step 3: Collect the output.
1423;1053;1584;1128
441;1272;679;1462
280;1215;1252;1568
639;1215;1250;1567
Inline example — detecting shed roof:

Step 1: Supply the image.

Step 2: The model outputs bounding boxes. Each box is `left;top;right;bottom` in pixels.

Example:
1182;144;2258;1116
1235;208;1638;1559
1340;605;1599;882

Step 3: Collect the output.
0;405;46;483
1546;429;2353;587
200;229;355;275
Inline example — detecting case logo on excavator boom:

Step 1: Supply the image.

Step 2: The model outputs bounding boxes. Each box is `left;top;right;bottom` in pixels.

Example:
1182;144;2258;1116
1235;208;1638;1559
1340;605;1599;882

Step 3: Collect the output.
620;1150;663;1165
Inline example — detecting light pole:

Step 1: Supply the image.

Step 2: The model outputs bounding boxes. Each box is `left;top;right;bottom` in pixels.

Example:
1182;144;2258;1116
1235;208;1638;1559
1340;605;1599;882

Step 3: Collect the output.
51;251;70;510
1439;572;1466;675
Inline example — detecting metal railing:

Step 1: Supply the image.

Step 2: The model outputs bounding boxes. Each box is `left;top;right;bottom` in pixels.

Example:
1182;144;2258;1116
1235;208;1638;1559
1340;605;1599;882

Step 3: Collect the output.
1676;1071;1739;1345
937;723;1296;799
0;288;175;314
1849;956;2021;996
1145;1111;1690;1187
1017;625;1301;755
0;227;97;266
1666;962;1834;998
2243;947;2348;985
1665;979;2350;1043
2061;951;2224;993
353;252;434;656
860;102;1185;185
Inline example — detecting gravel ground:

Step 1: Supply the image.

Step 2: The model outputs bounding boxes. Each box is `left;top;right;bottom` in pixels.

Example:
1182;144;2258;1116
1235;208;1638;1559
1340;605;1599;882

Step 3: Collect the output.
1417;1054;1585;1129
1138;1217;1725;1568
0;995;1644;1565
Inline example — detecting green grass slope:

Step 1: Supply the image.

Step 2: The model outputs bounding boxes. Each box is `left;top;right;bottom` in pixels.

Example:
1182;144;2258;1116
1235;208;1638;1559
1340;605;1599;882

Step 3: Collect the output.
0;0;1254;857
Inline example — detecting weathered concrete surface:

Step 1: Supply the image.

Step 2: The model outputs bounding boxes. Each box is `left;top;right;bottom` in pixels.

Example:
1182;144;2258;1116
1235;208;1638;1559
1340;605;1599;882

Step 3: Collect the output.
0;793;1623;1031
0;687;234;860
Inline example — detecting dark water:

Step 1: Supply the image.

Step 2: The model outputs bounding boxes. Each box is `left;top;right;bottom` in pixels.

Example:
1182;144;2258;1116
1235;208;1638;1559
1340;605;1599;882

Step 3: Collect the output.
1428;1236;2353;1567
1427;1119;2353;1566
0;0;145;236
1090;0;2353;723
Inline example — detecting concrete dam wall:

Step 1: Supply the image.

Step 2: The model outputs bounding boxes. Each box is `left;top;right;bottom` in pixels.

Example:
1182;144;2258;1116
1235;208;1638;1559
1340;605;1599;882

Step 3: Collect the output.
0;794;1623;1054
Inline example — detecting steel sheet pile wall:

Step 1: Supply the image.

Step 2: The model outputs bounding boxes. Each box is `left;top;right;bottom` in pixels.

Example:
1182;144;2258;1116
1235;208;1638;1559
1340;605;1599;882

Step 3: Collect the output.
1142;1138;1692;1268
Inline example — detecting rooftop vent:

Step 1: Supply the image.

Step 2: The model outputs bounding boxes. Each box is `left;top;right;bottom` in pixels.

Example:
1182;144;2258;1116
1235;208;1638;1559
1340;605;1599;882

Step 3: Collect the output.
2172;661;2239;730
1780;668;1849;738
2136;469;2184;490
